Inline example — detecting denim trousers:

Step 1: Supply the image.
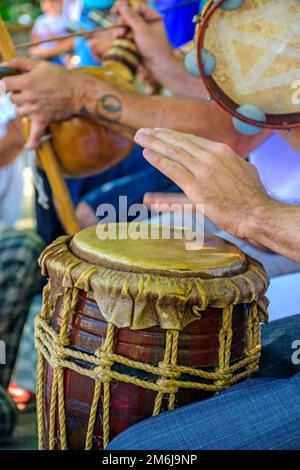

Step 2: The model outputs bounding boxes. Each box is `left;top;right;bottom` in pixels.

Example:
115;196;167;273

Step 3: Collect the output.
107;314;300;450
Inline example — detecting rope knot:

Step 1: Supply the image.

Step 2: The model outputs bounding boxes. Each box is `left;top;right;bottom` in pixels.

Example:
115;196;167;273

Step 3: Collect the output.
95;350;114;369
156;378;178;395
158;362;180;380
94;366;111;383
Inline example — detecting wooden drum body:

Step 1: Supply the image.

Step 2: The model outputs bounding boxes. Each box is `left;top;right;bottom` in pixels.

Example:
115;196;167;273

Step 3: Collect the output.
35;224;269;450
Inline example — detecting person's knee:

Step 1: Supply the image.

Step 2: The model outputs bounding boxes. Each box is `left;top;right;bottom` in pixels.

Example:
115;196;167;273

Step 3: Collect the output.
0;387;16;443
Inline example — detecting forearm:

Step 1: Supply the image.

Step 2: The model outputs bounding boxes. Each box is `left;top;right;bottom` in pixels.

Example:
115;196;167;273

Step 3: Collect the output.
73;74;269;157
147;54;207;99
30;39;73;59
0;122;24;167
247;200;300;263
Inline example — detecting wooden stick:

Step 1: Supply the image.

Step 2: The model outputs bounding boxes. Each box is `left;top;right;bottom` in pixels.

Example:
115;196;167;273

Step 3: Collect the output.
15;18;162;51
0;15;80;236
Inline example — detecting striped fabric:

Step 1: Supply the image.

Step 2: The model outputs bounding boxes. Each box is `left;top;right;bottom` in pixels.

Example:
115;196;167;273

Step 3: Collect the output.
0;230;44;441
0;385;16;441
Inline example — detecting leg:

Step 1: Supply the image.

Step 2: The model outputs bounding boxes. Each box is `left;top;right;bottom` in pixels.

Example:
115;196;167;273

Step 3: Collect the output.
0;385;16;442
0;230;44;388
107;315;300;450
0;231;44;442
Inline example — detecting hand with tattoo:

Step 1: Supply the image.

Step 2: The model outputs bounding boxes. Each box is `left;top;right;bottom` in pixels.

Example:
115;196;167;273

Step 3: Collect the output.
2;57;80;148
1;57;128;149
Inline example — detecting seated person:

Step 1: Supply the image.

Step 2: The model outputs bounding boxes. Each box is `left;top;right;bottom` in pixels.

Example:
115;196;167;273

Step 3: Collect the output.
0;95;24;230
104;127;300;450
30;0;72;64
0;230;44;442
0;123;44;441
3;3;293;283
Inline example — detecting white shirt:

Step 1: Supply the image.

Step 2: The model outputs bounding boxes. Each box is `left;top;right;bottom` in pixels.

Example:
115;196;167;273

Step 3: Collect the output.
32;13;68;49
0;160;23;230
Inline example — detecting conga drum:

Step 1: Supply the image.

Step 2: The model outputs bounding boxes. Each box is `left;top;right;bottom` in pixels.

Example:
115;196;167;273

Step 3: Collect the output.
194;0;300;134
35;224;269;450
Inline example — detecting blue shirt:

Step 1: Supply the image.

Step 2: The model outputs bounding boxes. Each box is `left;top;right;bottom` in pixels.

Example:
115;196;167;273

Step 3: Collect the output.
153;0;200;48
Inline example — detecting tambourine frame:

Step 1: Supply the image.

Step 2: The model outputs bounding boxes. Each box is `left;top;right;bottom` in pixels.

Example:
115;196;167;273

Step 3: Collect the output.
197;0;300;130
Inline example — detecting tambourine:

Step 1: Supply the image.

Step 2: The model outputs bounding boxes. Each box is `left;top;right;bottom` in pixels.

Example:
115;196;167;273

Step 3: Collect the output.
186;0;300;135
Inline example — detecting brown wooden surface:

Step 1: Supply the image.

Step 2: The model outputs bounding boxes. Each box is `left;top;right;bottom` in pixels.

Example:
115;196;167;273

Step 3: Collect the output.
43;291;247;450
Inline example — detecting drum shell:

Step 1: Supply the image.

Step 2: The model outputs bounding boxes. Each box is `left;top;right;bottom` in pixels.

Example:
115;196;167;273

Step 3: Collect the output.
43;290;248;450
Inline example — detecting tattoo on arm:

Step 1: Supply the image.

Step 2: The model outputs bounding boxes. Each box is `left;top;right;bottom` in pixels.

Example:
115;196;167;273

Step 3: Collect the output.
80;94;123;125
95;94;122;124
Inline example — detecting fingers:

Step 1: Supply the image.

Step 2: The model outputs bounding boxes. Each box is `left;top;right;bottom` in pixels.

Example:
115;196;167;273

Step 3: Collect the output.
2;57;40;72
2;73;31;93
135;128;203;174
134;3;162;21
142;148;194;194
25;119;48;149
143;192;191;210
147;127;230;155
118;4;147;33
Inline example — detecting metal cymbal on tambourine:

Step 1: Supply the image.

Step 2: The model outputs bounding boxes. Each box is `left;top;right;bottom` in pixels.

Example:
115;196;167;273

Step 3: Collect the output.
185;0;300;135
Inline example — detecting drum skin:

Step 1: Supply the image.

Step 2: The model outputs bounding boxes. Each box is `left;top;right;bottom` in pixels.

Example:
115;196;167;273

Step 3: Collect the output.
197;0;300;129
43;291;247;450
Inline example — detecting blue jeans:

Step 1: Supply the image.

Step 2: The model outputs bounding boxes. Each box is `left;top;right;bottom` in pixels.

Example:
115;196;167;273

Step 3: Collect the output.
107;314;300;450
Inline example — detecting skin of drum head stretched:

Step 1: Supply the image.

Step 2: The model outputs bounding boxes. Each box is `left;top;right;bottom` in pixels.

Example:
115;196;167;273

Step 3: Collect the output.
35;224;269;450
197;0;300;129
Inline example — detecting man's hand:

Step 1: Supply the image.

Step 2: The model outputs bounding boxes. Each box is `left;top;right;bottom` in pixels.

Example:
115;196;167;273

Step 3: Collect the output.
1;57;78;148
116;4;173;70
88;26;123;62
143;192;194;211
76;201;98;228
135;128;273;241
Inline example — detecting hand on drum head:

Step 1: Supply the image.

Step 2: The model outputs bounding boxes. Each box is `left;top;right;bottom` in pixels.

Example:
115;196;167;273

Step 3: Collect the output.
135;128;272;241
1;57;78;149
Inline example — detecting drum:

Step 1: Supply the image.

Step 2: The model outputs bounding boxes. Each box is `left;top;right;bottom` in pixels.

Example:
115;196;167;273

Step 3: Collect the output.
196;0;300;134
35;224;269;450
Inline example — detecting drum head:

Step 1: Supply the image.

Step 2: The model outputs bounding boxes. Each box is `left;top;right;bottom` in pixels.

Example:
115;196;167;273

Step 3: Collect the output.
70;223;247;278
198;0;300;128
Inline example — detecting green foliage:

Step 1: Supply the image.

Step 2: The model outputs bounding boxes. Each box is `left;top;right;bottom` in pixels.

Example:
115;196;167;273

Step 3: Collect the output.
0;0;41;23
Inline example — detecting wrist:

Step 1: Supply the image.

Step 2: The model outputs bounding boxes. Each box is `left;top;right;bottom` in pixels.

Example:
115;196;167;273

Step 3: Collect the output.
243;198;280;242
147;49;176;77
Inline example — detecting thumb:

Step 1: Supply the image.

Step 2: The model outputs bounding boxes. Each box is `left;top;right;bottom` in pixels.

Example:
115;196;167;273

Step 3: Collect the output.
25;119;47;150
3;57;41;72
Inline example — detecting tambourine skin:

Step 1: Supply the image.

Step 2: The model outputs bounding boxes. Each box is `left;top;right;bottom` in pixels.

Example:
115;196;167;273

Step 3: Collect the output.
197;0;300;130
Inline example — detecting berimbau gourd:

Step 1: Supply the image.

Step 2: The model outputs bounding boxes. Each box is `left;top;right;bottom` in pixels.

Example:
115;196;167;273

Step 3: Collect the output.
0;33;140;177
47;34;140;177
